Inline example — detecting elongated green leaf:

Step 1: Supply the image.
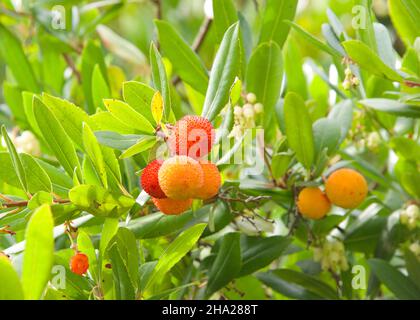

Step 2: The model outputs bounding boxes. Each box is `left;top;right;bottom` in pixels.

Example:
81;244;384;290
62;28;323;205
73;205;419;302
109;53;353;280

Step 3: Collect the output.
0;24;39;92
104;99;155;134
83;122;107;188
389;0;420;46
100;217;120;256
212;0;238;43
284;92;315;169
0;256;24;300
312;118;341;156
342;40;404;82
1;126;28;194
92;64;110;110
155;20;208;95
21;153;52;193
286;21;342;58
144;223;206;296
368;259;420;300
246;41;283;138
202;23;240;121
239;235;291;277
108;242;136;300
34;97;82;180
206;232;241;297
77;231;98;282
359;99;420;118
22;204;54;300
284;38;308;99
150;43;171;121
122;81;155;123
259;0;298;48
119;136;157;159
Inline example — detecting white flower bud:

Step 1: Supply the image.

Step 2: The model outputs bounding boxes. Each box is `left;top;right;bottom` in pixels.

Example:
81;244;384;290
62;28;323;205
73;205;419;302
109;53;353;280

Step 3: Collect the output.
345;67;352;77
400;210;409;225
243;104;254;118
351;76;360;87
367;131;381;150
343;79;351;90
409;242;420;256
246;92;257;104
233;106;243;117
254;102;263;114
406;205;420;220
203;0;214;19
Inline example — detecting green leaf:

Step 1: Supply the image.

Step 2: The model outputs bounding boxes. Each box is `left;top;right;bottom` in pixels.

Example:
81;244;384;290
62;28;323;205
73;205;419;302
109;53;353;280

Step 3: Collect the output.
206;232;242;297
246;41;283;138
21;153;52;193
33;97;82;180
28;191;53;210
1;125;28;194
108;242;136;300
92;64;111;111
286;21;342;58
150;43;171;121
144;223;206;297
239;235;291;277
100;217;120;256
312;118;341;157
212;0;238;43
390;137;420;161
104;99;155;134
0;24;39;92
81;40;108;113
404;250;420;290
22;204;54;300
122;81;155;123
95;131;143;150
155;20;208;95
328;100;353;145
69;184;134;218
342;40;404;82
259;0;298;48
359;99;420;118
0;256;24;300
42;93;89;150
284;38;308;99
119;136;157;159
368;258;420;300
284;92;315;169
389;0;420;46
257;269;338;300
201;23;240;121
83;122;108;188
77;231;98;282
89;111;135;134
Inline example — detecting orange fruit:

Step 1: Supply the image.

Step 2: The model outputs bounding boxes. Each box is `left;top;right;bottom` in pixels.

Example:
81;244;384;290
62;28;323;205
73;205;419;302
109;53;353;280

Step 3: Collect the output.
297;187;331;220
70;253;89;275
195;162;221;200
325;168;368;209
158;155;203;200
152;197;192;215
168;115;215;159
140;159;167;199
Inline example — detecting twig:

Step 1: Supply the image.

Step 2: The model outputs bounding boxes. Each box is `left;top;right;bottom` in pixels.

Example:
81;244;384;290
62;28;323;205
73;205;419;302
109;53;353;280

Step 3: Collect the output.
404;80;420;88
2;199;70;208
63;53;82;83
152;0;162;20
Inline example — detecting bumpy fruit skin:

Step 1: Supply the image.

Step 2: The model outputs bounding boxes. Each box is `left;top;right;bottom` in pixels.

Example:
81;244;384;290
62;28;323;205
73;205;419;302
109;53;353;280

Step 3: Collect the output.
297;187;331;220
158;155;203;200
141;160;167;199
195;162;221;200
169;115;215;159
70;253;89;276
152;197;192;215
325;168;368;209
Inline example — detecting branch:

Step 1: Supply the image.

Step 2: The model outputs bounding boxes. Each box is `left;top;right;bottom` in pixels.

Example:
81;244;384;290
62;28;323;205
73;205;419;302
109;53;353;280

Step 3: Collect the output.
2;199;70;208
63;53;82;83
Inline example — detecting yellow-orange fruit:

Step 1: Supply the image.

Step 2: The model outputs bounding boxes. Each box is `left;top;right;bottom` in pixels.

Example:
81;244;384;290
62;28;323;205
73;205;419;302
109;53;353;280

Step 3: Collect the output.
325;168;368;209
195;162;221;200
70;252;89;276
152;197;192;215
297;187;331;220
158;155;203;200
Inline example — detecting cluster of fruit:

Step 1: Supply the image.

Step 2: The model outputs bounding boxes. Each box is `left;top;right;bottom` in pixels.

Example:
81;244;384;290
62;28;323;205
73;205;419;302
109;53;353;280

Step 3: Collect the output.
297;168;368;220
141;116;221;215
313;239;349;272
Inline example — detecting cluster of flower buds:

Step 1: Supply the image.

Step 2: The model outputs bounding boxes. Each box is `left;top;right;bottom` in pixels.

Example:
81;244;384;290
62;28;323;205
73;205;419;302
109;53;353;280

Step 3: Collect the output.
229;93;263;139
400;204;420;230
313;239;349;272
1;130;41;157
366;131;381;151
342;67;360;91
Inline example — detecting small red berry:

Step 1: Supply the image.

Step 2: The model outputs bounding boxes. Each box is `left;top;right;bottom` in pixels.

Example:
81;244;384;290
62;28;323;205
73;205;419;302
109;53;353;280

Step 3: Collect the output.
141;159;167;199
168;115;215;159
70;253;89;276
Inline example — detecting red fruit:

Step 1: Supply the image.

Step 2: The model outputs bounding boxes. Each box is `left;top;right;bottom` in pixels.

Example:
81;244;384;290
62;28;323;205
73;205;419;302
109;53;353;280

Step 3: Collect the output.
70;253;89;276
141;160;167;199
168;115;215;159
